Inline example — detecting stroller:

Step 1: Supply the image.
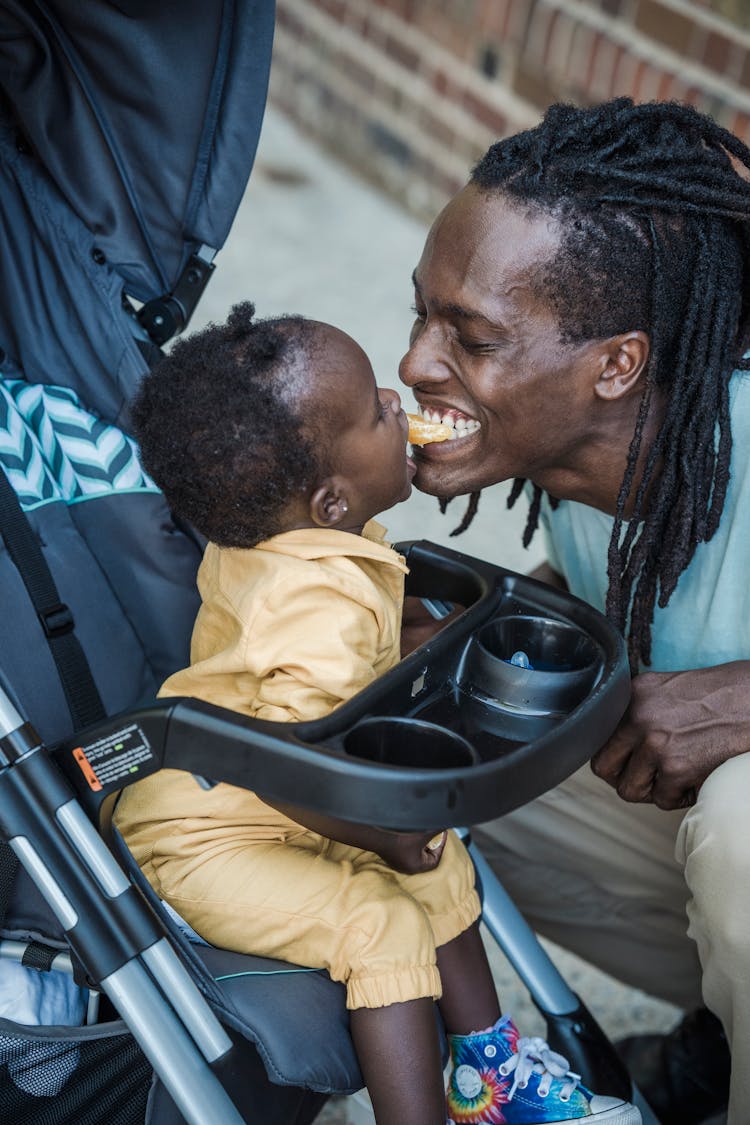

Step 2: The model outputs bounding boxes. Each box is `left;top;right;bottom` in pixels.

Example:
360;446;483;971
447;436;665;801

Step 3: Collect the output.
0;3;658;1122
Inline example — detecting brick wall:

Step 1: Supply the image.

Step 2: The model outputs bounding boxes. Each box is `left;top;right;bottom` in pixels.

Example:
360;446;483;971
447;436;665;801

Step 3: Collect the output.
269;0;750;220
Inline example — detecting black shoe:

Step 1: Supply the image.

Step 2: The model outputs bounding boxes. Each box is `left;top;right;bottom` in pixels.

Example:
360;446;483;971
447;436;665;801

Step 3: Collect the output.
616;1007;730;1125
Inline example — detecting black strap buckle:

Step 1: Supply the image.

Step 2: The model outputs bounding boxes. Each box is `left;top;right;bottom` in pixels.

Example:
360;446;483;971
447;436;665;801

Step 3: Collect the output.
39;602;74;639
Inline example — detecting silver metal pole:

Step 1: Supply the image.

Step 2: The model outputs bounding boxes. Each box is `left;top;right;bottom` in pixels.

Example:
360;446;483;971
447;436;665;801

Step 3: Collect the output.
0;688;23;739
102;958;246;1125
466;838;580;1015
141;938;233;1062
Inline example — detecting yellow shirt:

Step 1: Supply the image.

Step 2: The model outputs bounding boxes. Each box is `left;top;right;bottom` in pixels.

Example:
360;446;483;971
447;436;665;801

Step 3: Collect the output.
115;521;408;838
160;519;408;721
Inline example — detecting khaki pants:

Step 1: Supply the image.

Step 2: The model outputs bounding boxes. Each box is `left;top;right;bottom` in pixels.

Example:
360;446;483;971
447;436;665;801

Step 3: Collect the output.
473;754;750;1124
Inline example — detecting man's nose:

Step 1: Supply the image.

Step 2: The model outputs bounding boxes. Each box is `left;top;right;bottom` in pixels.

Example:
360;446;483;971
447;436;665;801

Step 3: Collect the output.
398;329;448;389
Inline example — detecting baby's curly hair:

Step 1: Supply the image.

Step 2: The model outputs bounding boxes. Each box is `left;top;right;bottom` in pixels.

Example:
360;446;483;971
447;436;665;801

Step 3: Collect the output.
131;301;328;547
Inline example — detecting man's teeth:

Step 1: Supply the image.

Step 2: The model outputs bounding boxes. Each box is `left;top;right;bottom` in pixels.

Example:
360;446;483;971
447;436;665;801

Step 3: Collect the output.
420;409;481;439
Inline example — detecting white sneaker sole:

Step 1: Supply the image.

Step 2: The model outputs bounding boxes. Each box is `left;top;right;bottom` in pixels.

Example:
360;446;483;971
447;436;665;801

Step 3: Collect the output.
569;1105;642;1124
446;1106;641;1125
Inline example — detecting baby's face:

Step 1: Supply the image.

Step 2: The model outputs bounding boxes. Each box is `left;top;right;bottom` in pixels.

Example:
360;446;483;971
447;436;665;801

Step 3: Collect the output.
315;325;416;524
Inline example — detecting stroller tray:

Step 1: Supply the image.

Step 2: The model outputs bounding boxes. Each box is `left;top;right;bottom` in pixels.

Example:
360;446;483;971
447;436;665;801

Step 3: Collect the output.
53;540;630;832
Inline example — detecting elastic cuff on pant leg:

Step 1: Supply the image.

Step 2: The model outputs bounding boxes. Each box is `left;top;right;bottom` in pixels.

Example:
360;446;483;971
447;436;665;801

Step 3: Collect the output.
431;887;482;949
346;963;442;1009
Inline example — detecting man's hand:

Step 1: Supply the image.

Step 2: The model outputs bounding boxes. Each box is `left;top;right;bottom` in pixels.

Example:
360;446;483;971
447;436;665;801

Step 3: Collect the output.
372;828;447;874
591;661;750;809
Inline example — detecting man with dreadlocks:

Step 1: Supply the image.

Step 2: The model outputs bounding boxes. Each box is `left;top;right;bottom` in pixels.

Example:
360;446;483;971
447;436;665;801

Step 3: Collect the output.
399;97;750;1124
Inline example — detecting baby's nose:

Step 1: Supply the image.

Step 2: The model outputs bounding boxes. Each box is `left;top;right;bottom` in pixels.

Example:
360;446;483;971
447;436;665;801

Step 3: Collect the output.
380;387;403;413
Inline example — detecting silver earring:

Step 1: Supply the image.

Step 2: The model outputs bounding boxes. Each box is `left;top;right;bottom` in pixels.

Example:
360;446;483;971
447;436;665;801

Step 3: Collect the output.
340;502;348;514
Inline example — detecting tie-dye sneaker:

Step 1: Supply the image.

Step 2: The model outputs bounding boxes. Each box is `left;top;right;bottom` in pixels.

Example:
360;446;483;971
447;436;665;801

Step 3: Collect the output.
446;1016;641;1124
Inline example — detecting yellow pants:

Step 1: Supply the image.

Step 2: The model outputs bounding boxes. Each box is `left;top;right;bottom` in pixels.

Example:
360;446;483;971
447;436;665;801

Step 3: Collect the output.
116;771;481;1009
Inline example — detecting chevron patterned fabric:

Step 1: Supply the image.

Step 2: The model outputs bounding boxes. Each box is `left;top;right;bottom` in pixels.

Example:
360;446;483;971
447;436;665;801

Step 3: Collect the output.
0;378;158;511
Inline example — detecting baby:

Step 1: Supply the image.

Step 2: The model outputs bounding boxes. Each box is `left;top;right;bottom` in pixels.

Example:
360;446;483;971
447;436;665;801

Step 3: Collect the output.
115;302;638;1125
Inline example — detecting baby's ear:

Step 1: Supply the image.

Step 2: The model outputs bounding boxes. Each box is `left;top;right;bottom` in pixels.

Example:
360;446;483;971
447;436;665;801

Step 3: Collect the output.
309;478;350;528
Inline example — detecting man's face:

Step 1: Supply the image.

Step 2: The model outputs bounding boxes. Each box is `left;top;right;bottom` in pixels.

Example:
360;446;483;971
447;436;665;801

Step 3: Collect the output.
399;185;601;500
316;325;416;522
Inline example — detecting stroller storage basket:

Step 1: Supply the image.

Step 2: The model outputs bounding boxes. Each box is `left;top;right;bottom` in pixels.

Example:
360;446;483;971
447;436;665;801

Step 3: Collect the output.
0;1015;151;1125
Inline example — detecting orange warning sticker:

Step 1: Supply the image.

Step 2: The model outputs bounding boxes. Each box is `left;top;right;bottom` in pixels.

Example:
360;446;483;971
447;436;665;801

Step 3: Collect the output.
73;746;102;792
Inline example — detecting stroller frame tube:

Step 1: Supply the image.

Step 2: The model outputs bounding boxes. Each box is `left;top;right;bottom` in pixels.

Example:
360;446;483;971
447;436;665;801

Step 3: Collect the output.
141;936;234;1061
466;836;578;1014
102;957;245;1125
0;687;250;1125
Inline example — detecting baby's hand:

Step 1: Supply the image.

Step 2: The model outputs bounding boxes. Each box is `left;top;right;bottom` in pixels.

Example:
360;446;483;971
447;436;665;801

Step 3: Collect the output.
375;828;447;874
401;595;465;657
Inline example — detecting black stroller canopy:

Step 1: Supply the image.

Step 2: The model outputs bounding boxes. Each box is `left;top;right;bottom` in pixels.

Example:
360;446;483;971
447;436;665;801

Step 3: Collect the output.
0;0;273;303
0;0;275;420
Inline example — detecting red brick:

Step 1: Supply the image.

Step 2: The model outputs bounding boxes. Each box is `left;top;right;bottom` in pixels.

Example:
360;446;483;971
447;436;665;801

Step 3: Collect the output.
355;12;372;39
703;30;733;74
544;11;575;73
634;61;663;103
656;69;673;102
420;12;474;60
513;55;560;111
275;4;305;36
462;89;509;135
566;24;595;91
635;0;696;57
604;44;626;99
525;3;554;63
666;75;689;103
730;111;750;144
612;48;640;100
310;0;349;21
429;67;462;101
477;0;511;38
505;0;531;46
337;51;378;96
589;34;619;101
740;50;750;90
418;107;458;150
383;33;421;71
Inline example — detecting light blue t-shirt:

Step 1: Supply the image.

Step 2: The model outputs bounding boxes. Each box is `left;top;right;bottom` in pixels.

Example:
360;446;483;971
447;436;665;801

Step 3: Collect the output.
540;370;750;672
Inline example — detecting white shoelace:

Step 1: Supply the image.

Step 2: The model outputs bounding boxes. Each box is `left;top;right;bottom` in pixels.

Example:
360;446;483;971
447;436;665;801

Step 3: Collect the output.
500;1036;582;1101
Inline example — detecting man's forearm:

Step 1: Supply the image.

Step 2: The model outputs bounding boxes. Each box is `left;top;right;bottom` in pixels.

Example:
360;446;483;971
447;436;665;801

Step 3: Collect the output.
528;561;568;590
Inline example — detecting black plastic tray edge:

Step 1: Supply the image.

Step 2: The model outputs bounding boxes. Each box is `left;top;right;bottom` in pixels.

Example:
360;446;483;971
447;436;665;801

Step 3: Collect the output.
54;540;630;830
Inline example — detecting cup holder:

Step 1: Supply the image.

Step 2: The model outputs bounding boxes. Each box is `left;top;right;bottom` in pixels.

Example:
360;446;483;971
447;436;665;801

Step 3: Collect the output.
459;615;602;721
343;717;480;770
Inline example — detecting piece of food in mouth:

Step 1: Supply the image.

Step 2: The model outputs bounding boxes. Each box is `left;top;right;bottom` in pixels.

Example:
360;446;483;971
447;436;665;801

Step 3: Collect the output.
406;413;455;445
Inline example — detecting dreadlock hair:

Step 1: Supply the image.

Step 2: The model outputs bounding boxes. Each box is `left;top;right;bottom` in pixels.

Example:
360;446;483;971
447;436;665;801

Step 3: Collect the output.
469;97;750;668
131;301;330;548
